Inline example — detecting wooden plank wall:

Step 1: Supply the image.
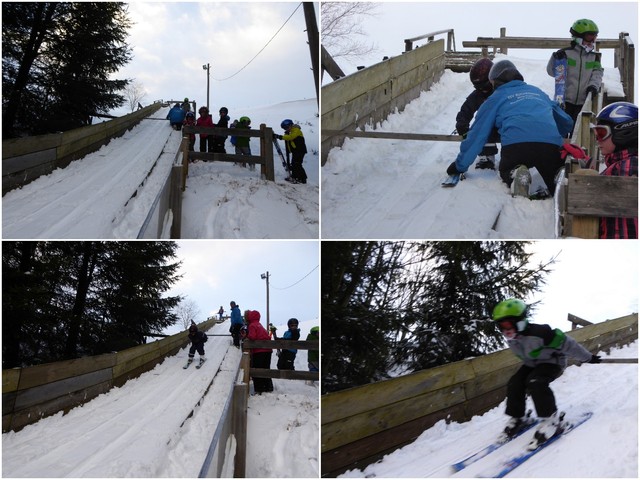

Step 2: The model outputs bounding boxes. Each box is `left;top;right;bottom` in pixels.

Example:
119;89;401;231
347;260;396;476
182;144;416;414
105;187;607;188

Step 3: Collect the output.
321;39;446;165
321;313;637;477
2;319;216;433
2;103;162;195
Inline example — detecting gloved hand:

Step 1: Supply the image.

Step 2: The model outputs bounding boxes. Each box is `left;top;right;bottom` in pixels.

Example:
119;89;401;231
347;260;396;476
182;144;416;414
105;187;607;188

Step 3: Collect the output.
586;85;598;96
274;134;283;140
553;49;567;60
589;354;602;364
446;161;462;176
269;325;277;332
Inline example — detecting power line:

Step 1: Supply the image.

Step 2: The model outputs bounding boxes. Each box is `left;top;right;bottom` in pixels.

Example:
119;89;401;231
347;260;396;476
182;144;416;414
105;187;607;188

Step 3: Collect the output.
271;265;318;290
212;2;302;82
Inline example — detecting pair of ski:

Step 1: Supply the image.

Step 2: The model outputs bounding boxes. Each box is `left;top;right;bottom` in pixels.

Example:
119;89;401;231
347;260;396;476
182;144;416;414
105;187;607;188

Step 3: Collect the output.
451;411;592;478
183;358;206;369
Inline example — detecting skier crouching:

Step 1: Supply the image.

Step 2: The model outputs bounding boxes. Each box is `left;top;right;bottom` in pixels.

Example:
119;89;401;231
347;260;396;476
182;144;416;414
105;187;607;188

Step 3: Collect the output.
492;298;601;450
185;322;207;368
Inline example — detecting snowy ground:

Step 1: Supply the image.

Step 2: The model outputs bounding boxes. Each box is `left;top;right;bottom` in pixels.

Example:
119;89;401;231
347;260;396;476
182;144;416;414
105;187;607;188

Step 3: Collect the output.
321;54;624;239
2;319;319;478
340;340;638;478
2;100;319;239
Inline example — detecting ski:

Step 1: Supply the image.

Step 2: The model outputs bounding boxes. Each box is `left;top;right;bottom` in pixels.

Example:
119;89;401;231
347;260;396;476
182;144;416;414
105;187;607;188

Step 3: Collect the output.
477;412;593;478
196;358;207;369
451;416;538;473
441;172;465;187
272;137;291;174
553;55;567;107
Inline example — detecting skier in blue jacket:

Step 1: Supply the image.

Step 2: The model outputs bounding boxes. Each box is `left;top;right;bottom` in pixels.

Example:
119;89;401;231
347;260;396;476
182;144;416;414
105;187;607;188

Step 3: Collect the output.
492;298;600;451
229;301;244;347
166;103;186;130
447;60;574;195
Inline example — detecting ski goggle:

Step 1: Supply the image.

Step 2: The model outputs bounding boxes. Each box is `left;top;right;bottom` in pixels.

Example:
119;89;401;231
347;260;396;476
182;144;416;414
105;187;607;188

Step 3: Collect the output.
591;124;612;142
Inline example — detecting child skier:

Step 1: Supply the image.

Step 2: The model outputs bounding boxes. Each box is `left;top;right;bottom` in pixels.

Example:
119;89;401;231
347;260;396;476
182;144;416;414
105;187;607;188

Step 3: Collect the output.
183;111;196;151
185;322;208;368
229;301;244;347
274;318;301;370
492;298;600;450
455;58;499;170
276;119;308;184
591;101;638;238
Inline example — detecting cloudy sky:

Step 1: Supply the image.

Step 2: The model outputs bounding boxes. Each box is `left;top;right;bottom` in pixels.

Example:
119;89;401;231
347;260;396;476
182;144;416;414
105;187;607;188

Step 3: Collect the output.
114;2;318;114
332;1;638;74
164;240;319;335
526;240;638;331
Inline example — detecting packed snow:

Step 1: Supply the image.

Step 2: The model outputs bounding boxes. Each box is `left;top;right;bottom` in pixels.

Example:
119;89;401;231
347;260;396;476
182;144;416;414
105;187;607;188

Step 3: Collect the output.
321;54;624;239
2;319;319;478
339;340;638;478
2;99;319;240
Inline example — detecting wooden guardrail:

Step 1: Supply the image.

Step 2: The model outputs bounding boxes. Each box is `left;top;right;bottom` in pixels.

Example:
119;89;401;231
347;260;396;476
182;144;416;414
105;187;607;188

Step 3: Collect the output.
321;39;446;166
2;319;216;433
321;313;637;477
181;124;276;183
462;28;634;102
2;102;162;195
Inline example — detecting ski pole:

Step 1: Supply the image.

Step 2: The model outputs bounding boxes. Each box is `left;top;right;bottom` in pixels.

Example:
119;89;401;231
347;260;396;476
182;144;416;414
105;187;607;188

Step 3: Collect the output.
597;358;638;364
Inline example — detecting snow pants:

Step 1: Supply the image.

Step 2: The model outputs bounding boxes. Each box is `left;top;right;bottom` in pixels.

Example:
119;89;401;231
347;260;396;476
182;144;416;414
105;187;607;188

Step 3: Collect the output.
506;363;563;418
498;142;564;195
251;351;274;393
277;350;297;370
229;323;243;347
291;153;307;184
189;342;205;359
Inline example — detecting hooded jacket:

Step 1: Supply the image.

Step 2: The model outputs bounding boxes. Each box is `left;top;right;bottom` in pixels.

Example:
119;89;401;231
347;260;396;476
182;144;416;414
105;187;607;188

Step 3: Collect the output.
283;125;307;158
506;323;592;368
546;43;603;106
454;80;573;173
246;310;272;354
230;304;243;326
167;105;186;124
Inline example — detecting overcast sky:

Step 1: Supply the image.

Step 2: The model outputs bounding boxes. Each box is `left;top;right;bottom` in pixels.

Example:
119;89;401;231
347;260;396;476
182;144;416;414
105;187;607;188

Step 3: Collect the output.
164;240;319;335
114;2;318;115
526;241;638;331
334;1;638;74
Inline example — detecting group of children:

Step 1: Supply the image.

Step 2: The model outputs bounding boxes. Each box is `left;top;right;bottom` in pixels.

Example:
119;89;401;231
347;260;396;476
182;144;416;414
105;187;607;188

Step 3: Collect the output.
450;18;637;239
191;303;319;394
168;100;309;184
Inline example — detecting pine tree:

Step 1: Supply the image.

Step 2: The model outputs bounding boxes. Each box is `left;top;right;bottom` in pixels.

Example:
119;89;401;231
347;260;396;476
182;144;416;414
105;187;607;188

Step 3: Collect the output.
2;2;132;137
321;241;556;393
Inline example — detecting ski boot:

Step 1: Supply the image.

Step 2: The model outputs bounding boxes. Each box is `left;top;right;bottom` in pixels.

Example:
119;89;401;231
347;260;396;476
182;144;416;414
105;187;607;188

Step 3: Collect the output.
475;155;496;170
498;411;533;443
510;165;531;197
183;358;193;369
527;411;566;451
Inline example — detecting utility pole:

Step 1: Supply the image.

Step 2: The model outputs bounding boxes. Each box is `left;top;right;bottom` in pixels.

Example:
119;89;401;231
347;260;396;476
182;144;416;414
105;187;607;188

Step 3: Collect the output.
303;3;319;108
261;271;270;330
202;63;210;108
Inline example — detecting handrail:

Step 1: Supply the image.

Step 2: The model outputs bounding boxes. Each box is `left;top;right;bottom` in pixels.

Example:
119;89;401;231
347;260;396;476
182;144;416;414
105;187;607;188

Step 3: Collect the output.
404;29;456;52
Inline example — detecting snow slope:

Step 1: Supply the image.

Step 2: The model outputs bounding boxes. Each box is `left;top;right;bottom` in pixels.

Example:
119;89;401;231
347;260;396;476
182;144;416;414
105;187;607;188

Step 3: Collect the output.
340;340;638;478
2;319;319;478
321;54;623;239
2;100;319;240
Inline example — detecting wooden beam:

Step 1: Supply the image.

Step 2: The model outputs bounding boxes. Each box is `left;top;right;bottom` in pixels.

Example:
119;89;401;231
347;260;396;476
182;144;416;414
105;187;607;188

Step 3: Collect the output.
322;129;463;142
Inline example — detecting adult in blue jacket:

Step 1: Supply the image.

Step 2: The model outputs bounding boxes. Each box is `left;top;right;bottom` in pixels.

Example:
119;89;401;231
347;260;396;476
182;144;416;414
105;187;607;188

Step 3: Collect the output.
229;301;244;347
166;103;186;130
447;60;574;194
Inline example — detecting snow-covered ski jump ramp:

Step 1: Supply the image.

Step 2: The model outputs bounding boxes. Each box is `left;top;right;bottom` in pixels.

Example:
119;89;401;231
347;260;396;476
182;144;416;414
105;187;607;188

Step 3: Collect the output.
321;313;637;477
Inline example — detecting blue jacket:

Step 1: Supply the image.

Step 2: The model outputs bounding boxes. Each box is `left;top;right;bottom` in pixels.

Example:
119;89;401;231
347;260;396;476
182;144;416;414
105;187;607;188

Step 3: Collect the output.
454;80;573;172
230;306;243;326
282;327;301;353
167;106;186;124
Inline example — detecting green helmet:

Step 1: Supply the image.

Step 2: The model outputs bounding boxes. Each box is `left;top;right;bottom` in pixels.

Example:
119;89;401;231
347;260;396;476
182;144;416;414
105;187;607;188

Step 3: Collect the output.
310;326;319;334
239;116;251;125
492;298;529;331
570;19;599;38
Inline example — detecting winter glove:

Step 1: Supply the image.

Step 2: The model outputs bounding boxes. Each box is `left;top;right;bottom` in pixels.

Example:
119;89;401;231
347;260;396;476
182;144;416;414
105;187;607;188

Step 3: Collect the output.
269;325;277;332
586;85;598;96
553;49;567;60
589;354;602;364
446;161;462;176
274;134;283;140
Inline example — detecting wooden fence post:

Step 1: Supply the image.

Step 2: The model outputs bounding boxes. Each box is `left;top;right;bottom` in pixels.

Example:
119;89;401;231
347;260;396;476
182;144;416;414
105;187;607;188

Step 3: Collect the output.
260;124;275;181
181;135;189;191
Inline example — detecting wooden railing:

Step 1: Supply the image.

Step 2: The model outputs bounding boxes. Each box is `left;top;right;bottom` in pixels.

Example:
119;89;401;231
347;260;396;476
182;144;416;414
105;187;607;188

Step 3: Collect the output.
181;124;276;184
2;102;162;195
321;313;637;477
